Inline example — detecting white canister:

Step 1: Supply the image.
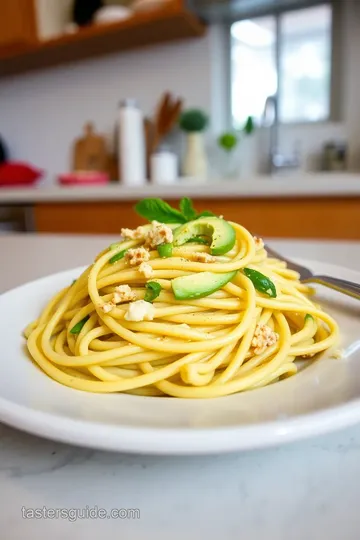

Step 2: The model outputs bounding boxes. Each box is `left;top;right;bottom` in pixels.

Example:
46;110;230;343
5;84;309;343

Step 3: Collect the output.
150;147;178;184
182;132;207;181
118;99;146;186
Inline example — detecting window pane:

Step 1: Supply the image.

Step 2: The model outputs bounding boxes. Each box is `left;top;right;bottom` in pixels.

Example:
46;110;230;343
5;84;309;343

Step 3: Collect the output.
231;16;277;129
279;4;332;123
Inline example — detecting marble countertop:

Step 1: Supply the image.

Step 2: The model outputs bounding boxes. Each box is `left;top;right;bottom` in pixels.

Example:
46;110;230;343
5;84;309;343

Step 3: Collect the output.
1;173;360;204
1;234;360;539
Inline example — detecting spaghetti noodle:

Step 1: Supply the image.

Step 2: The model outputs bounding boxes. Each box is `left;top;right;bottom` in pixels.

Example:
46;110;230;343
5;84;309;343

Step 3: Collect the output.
25;201;339;398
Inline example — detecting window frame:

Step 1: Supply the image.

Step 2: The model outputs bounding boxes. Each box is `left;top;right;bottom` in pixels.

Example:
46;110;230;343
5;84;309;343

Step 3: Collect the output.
228;1;340;128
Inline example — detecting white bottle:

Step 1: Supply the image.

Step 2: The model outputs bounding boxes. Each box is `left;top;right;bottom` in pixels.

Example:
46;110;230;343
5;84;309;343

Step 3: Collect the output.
118;99;146;185
182;132;207;181
150;146;178;185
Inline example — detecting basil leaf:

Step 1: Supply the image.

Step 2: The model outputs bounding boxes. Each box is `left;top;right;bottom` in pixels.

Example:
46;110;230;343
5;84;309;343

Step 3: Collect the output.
70;316;90;335
135;199;186;224
179;197;197;221
186;236;210;245
109;249;127;264
196;210;217;218
243;268;277;298
144;282;162;303
305;314;314;323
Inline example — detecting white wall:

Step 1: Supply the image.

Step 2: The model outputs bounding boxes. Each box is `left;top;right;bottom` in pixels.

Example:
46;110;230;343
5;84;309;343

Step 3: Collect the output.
1;1;360;180
0;32;214;180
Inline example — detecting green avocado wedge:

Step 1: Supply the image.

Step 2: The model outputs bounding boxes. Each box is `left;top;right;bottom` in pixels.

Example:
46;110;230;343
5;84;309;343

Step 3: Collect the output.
173;217;236;256
172;271;237;300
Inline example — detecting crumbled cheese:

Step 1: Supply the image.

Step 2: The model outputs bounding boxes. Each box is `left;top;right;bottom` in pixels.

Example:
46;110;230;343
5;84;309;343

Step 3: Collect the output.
121;226;146;240
145;221;173;248
138;262;153;279
331;349;344;360
100;302;115;314
191;252;217;263
254;236;264;249
251;324;279;355
112;284;137;304
125;247;150;267
125;300;155;322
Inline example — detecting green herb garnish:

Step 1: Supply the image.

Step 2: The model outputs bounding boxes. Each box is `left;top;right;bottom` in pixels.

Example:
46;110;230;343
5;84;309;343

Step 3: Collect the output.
109;249;127;264
144;282;162;303
243;268;277;298
305;314;314;323
179;197;197;221
70;316;90;335
157;243;173;258
135;199;186;224
135;198;216;224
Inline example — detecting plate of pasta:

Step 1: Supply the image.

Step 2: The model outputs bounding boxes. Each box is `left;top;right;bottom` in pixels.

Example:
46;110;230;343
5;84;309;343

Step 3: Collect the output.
0;198;360;455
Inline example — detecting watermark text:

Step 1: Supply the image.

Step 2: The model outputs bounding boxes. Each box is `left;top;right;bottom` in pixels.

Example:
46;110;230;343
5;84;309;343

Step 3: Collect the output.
21;506;140;522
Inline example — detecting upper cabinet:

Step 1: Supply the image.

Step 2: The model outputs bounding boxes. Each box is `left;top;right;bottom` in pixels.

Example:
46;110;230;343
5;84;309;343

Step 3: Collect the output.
0;0;205;78
0;0;38;51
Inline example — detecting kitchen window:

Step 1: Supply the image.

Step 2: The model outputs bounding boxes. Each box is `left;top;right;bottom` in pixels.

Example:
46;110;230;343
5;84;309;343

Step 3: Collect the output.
230;3;333;128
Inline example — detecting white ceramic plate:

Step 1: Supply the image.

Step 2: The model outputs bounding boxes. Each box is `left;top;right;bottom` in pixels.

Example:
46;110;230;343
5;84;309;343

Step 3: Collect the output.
0;260;360;455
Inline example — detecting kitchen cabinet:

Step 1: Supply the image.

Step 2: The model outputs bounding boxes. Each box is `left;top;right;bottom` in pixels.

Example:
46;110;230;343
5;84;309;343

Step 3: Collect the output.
33;197;360;239
0;0;38;52
0;1;205;77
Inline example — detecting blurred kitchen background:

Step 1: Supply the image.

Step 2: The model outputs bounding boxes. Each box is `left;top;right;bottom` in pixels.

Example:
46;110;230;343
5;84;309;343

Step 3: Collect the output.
0;0;359;239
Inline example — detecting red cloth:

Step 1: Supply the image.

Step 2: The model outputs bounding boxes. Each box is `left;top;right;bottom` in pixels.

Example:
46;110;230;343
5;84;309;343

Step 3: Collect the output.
0;162;43;186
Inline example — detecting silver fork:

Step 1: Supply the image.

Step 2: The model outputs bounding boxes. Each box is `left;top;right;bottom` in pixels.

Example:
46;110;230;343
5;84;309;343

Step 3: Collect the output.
265;244;360;300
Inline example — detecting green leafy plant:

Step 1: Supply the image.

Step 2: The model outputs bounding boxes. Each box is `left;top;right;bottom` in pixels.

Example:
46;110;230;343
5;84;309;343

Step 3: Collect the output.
218;132;238;152
135;198;216;224
243;116;255;136
179;109;208;133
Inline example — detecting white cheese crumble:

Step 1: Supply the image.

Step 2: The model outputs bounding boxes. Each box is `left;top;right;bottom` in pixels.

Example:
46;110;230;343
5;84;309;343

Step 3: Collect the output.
125;300;155;322
191;252;217;263
100;302;115;314
120;226;147;240
254;236;264;249
145;221;173;248
112;284;137;304
125;247;150;267
138;262;154;279
251;324;279;355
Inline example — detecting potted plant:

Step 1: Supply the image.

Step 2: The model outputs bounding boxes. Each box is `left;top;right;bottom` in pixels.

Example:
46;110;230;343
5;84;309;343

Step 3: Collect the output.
179;109;208;180
217;132;239;178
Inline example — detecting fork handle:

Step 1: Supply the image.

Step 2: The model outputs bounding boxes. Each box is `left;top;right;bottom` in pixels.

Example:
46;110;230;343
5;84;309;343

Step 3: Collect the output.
304;275;360;300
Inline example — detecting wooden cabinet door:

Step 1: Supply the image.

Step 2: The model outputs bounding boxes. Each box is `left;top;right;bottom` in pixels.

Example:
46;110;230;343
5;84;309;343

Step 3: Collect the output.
0;0;37;51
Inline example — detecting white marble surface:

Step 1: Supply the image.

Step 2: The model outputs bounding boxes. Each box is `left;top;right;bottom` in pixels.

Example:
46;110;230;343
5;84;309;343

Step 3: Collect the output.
1;234;360;539
1;173;360;204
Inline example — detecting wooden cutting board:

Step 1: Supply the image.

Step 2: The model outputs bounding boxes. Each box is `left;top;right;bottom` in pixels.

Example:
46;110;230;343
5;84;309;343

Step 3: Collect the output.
73;123;108;172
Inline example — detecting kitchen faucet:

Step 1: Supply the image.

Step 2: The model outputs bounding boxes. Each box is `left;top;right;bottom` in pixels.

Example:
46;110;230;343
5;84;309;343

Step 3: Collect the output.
263;95;300;174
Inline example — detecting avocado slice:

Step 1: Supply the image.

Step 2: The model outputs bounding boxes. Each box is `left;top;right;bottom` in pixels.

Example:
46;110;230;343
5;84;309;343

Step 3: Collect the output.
172;271;237;300
173;217;236;256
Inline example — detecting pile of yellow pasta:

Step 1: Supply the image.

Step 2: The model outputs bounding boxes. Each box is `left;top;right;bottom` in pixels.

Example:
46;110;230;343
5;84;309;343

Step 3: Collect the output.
25;219;339;398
